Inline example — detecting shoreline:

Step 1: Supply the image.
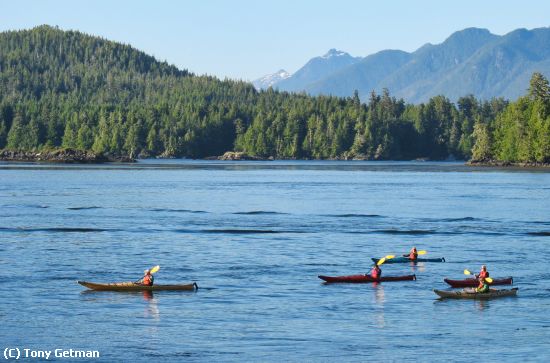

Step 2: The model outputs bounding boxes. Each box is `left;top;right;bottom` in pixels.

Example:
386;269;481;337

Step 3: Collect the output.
0;149;135;163
467;160;550;168
2;149;549;169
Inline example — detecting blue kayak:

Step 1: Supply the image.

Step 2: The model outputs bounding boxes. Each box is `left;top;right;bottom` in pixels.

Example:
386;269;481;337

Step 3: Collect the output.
371;256;445;264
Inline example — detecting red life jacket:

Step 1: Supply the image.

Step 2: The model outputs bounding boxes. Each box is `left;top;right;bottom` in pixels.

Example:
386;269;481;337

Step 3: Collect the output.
409;251;418;260
371;267;381;279
142;274;154;286
478;270;489;279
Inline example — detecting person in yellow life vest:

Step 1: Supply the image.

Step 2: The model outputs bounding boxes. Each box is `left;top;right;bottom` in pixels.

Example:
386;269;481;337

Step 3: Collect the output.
138;269;154;286
475;277;489;293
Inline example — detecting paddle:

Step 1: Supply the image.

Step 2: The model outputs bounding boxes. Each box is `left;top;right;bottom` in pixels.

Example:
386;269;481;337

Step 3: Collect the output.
377;255;395;266
464;269;493;283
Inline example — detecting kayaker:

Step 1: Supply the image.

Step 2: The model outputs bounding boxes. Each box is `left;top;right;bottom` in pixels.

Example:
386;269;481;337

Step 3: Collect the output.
475;265;489;280
403;247;418;261
138;269;154;286
475;277;490;293
369;264;382;279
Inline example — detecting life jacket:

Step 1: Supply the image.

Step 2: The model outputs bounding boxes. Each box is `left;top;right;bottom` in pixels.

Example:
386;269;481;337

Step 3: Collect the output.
476;280;489;293
409;251;418;260
478;270;489;279
370;267;381;279
142;274;154;286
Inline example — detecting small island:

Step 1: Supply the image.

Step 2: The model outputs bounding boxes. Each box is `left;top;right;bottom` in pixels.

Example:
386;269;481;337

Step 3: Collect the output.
217;151;273;161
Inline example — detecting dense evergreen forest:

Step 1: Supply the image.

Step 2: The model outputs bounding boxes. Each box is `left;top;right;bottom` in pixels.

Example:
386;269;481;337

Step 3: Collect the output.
0;26;549;162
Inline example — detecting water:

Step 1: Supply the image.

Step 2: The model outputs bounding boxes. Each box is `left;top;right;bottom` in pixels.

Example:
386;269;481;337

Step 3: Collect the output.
1;160;549;362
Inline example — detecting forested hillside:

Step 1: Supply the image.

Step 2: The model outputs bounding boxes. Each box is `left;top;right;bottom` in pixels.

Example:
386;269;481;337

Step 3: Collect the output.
471;72;550;163
0;26;548;163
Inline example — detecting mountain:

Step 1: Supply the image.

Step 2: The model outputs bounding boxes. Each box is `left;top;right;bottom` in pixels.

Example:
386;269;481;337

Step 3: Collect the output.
305;49;412;98
420;27;550;101
261;27;550;103
375;27;499;102
252;69;290;89
255;49;361;91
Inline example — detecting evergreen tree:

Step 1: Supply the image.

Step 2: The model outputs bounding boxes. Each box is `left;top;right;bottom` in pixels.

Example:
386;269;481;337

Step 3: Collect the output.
471;122;492;161
529;72;550;104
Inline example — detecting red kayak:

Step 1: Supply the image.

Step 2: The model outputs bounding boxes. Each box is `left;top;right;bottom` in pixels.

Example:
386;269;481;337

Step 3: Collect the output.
318;274;416;283
444;277;513;288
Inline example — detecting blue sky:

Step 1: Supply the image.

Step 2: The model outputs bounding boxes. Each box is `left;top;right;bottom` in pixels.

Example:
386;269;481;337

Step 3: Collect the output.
1;0;549;80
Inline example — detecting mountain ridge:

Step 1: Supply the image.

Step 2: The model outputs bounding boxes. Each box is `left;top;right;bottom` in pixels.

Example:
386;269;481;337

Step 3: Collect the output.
255;27;550;103
270;48;361;92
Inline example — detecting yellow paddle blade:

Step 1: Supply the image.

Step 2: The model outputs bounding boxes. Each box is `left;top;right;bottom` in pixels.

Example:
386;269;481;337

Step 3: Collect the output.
485;277;493;283
377;258;386;266
418;250;427;255
386;255;395;259
150;265;160;274
464;269;472;275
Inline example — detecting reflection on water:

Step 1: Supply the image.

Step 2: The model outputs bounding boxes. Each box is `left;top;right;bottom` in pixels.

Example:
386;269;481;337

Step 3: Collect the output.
80;290;161;320
373;284;385;328
374;284;385;305
476;299;489;311
409;263;426;274
143;291;160;321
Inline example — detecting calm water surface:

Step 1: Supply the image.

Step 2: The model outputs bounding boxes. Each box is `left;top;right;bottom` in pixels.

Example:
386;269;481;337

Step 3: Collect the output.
1;160;549;362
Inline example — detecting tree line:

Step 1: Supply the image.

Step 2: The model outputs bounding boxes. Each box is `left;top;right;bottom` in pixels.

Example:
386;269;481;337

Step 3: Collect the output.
0;26;549;162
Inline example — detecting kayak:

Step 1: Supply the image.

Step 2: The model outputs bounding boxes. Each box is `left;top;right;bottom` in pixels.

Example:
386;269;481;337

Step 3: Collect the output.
371;257;445;264
434;288;518;299
444;277;513;288
77;281;198;291
318;274;416;283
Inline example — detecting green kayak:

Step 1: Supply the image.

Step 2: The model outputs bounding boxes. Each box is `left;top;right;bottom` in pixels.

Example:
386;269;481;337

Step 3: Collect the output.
371;256;445;264
434;288;518;299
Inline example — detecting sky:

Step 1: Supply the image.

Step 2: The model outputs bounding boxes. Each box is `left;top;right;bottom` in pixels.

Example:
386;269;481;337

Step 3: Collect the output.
1;0;549;81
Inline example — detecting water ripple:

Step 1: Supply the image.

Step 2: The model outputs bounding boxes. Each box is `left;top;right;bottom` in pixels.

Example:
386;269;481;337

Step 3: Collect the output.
150;208;207;213
526;231;550;236
0;227;116;233
233;211;289;215
323;213;383;218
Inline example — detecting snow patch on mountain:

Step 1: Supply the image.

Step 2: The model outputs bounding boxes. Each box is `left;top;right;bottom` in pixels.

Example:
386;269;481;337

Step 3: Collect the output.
321;48;350;59
252;69;291;90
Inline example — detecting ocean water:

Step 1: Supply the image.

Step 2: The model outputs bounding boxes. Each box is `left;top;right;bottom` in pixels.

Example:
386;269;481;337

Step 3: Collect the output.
1;160;549;362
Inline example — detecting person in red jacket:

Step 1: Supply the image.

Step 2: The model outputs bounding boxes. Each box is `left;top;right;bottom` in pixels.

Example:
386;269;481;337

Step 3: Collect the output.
476;265;489;280
369;264;382;279
404;247;418;261
138;269;154;286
